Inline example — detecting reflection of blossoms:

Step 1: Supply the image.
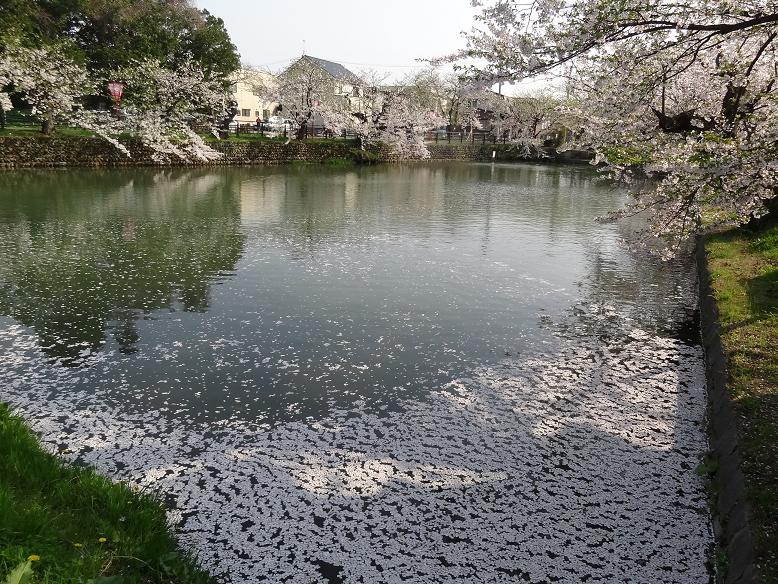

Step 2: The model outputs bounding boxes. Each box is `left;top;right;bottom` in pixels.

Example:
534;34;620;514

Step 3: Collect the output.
445;0;778;251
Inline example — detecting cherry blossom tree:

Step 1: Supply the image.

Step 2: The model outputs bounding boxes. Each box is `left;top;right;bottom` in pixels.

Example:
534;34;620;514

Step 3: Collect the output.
447;0;778;250
506;91;565;140
0;92;10;127
319;72;444;159
79;58;226;162
0;38;227;161
255;60;341;140
405;70;484;132
0;82;11;129
0;41;91;134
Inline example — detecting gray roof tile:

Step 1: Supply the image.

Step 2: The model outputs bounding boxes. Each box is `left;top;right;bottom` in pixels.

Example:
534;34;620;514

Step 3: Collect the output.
301;55;362;84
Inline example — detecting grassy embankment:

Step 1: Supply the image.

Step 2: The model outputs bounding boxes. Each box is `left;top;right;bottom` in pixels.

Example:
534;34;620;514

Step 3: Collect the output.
0;125;95;138
706;219;778;582
0;403;211;584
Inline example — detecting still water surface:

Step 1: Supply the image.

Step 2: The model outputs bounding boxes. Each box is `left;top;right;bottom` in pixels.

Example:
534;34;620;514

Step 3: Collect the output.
0;164;694;423
0;163;710;583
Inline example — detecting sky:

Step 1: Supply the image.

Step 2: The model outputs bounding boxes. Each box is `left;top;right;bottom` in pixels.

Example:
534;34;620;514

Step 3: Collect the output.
194;1;555;94
194;0;479;80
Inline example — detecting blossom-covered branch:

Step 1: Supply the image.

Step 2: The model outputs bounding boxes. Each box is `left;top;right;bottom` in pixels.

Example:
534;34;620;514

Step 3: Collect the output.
444;0;778;252
0;41;91;134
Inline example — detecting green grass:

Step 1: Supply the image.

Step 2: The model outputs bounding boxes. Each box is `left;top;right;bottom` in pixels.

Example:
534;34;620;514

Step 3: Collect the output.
707;219;778;583
0;403;212;584
202;132;277;143
0;125;96;138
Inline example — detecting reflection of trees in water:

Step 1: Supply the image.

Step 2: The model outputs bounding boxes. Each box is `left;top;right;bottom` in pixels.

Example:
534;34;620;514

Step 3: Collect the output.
0;169;244;364
556;215;698;341
236;162;624;257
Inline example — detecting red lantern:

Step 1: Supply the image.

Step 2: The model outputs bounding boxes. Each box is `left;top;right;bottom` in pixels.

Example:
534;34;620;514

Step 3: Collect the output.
107;82;124;106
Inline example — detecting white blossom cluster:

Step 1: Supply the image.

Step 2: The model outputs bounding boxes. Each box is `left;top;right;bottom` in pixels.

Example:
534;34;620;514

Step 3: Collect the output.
0;40;225;162
319;85;445;160
257;66;444;159
0;43;90;127
448;0;778;249
78;59;226;163
0;91;12;113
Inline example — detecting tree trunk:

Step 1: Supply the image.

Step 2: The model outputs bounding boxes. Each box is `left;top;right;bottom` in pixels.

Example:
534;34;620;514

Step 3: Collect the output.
295;122;307;141
0;106;5;130
41;112;54;135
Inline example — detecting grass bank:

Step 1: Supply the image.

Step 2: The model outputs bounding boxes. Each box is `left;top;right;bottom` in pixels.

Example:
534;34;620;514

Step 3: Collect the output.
0;403;211;584
0;125;95;138
706;219;778;582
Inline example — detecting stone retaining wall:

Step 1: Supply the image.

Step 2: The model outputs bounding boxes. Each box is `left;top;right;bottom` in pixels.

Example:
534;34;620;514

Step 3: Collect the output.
0;135;593;168
697;239;759;584
0;136;365;168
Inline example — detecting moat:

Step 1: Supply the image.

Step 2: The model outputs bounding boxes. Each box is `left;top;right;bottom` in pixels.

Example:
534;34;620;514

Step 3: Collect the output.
0;162;712;583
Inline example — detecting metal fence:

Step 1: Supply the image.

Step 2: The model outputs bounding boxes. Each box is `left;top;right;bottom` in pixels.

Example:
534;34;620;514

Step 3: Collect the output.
0;108;39;129
228;122;359;139
230;124;509;144
1;109;516;146
424;130;509;144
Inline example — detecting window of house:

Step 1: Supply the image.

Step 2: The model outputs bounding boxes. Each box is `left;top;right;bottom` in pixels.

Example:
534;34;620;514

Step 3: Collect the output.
241;108;251;117
255;110;260;117
262;109;270;119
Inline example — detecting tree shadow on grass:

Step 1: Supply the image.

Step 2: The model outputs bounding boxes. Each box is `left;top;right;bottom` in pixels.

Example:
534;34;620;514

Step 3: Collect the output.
746;268;778;317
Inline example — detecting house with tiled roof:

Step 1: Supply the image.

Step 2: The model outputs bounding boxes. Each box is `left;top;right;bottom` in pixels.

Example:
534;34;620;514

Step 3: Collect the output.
285;55;366;105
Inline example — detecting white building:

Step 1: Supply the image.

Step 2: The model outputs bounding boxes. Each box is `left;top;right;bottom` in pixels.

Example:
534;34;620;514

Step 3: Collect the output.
229;69;277;126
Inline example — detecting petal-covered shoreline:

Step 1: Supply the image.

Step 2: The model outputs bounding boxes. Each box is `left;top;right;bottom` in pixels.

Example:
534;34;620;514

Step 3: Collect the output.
2;324;712;583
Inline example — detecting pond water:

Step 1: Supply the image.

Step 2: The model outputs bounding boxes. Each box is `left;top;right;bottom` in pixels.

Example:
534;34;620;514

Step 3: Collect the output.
0;163;711;583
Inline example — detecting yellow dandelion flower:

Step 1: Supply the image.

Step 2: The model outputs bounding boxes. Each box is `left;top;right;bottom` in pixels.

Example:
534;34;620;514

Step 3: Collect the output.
28;554;40;561
98;537;107;543
73;543;83;548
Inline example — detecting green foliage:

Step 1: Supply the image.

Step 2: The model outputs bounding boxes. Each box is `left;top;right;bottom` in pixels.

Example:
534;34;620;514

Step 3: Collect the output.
715;550;729;576
694;454;719;477
0;403;212;584
601;145;651;166
2;561;33;584
687;149;714;166
182;10;240;81
750;224;778;261
0;125;95;138
0;1;239;82
350;147;383;164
